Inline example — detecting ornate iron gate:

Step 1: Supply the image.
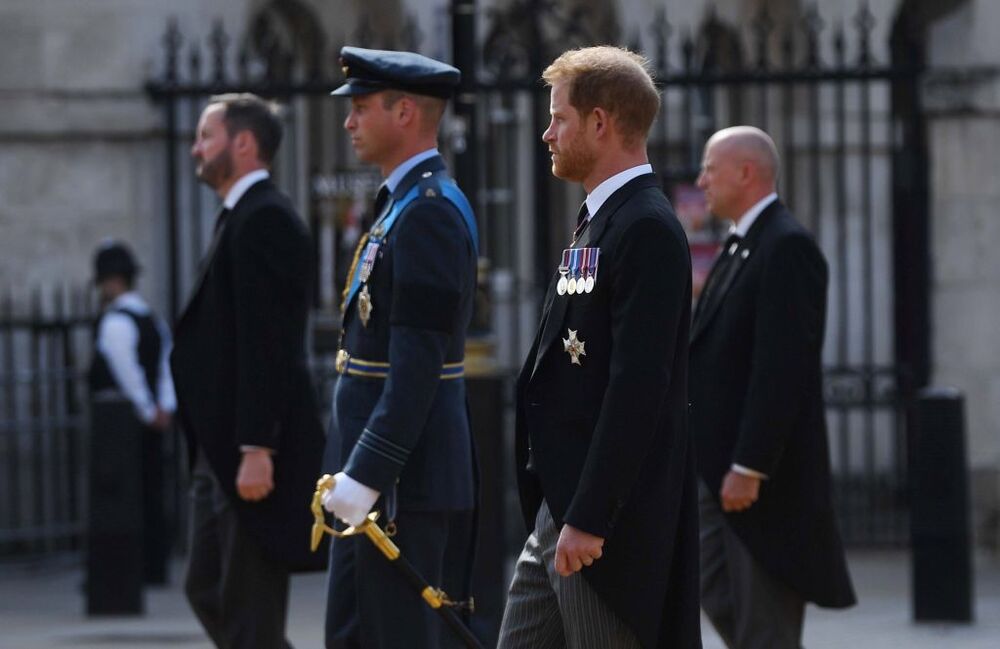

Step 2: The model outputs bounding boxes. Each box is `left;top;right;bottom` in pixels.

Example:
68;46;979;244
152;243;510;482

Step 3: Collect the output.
657;5;926;546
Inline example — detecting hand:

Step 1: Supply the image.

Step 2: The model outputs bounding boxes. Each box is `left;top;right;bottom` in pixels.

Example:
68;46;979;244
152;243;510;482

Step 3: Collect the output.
236;449;274;502
554;524;604;577
720;470;761;512
150;409;172;432
321;472;380;527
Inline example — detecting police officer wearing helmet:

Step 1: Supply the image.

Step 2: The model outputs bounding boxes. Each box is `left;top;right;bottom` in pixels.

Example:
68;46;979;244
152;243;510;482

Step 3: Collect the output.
89;240;176;585
321;47;480;649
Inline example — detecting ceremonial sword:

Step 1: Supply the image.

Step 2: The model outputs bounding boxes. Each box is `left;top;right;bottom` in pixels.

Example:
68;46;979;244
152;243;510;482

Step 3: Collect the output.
310;474;484;649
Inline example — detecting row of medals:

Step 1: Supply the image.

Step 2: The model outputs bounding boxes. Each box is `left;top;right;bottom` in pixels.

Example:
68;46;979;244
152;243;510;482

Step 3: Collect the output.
557;273;595;296
356;238;380;327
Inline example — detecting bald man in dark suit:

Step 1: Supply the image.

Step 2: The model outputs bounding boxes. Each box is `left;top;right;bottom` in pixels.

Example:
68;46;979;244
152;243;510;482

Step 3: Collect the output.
690;126;856;649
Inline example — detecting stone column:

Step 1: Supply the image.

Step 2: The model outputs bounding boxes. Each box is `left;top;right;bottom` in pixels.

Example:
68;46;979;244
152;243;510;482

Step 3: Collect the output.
924;0;1000;549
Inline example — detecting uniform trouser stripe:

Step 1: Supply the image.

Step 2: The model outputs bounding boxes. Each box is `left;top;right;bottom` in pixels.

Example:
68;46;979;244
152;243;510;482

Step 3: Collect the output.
497;501;640;649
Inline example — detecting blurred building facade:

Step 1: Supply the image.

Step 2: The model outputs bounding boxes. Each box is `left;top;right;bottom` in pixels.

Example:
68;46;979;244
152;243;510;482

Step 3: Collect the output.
0;0;997;551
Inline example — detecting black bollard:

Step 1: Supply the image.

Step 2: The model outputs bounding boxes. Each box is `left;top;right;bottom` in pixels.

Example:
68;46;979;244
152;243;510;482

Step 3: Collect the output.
466;373;509;646
86;397;144;615
910;387;973;622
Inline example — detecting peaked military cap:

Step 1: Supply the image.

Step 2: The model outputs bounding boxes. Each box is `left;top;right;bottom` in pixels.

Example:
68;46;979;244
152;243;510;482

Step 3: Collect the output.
331;46;461;99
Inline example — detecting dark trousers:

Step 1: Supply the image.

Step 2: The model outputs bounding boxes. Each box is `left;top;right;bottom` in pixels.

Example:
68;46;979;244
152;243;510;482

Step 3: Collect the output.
184;453;292;649
325;509;474;649
140;426;169;584
699;481;804;649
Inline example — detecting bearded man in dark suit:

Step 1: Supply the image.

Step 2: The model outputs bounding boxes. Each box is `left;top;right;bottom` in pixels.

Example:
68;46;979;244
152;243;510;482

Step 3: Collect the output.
171;93;326;649
691;126;856;649
497;46;701;649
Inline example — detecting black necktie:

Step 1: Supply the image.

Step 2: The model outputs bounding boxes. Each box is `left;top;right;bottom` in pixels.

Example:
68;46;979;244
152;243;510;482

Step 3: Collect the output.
213;206;230;235
374;184;390;218
572;202;590;244
700;232;742;305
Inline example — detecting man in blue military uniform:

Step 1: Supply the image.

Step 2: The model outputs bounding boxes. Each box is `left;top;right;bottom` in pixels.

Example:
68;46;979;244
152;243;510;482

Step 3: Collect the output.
321;47;480;649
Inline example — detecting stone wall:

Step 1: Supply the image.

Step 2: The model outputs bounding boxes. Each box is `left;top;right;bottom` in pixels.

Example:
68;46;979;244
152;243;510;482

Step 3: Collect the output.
0;0;257;313
925;0;1000;547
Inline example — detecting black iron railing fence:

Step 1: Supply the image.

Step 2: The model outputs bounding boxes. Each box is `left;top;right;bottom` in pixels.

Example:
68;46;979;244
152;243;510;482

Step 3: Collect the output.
0;289;94;557
0;286;343;561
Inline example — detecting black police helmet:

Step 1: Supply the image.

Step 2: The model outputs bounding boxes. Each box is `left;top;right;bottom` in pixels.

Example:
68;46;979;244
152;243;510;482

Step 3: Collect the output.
94;241;139;283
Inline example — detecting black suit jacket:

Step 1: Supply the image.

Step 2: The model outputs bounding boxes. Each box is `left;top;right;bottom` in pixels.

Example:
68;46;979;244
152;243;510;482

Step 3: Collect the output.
516;174;701;649
689;199;856;607
171;178;327;571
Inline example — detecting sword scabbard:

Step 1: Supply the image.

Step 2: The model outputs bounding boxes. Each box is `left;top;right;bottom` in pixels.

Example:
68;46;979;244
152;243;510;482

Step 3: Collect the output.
362;517;401;560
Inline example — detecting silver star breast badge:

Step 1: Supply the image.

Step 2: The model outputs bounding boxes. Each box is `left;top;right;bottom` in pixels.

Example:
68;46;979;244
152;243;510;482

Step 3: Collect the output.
563;329;586;365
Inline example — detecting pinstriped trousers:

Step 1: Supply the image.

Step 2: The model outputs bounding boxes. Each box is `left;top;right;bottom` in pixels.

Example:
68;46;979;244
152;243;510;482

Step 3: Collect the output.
497;501;641;649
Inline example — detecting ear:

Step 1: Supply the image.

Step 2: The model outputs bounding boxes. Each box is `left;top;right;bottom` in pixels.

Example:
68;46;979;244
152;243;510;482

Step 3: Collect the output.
395;96;417;127
233;130;257;159
590;106;610;139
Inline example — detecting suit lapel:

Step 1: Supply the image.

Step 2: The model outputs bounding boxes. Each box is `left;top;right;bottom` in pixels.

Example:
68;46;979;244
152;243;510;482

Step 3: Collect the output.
179;208;228;318
529;174;658;380
691;200;780;342
177;180;269;326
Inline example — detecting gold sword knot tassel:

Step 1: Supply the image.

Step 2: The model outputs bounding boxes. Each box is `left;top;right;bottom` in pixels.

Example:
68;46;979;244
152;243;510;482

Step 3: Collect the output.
421;587;476;613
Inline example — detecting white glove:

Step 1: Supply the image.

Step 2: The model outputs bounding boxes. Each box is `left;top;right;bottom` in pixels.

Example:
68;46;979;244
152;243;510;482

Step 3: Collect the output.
321;472;380;527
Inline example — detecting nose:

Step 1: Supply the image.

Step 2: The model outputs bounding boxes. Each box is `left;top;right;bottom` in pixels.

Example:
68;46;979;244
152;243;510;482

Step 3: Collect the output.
190;140;200;158
696;171;706;190
542;121;554;144
344;112;355;131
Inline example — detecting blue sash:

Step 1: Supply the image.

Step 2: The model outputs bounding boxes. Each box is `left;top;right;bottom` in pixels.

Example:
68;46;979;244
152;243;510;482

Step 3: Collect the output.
344;175;478;312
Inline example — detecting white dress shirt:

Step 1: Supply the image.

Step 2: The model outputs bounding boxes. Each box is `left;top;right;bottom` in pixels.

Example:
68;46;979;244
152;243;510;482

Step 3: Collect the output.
584;163;654;221
223;169;270;209
730;192;778;238
96;292;176;424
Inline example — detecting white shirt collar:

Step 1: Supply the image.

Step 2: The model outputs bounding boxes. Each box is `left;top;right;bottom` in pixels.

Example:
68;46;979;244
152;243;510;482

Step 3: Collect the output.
385;148;439;193
732;192;778;238
585;164;653;219
223;169;270;210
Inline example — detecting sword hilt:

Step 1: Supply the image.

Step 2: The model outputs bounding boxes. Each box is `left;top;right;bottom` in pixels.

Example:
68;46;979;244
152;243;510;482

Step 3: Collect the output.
310;473;398;556
310;474;337;551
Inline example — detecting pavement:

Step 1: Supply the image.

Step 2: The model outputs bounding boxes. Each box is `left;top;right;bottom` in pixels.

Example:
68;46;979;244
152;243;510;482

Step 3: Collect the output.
1;550;998;648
